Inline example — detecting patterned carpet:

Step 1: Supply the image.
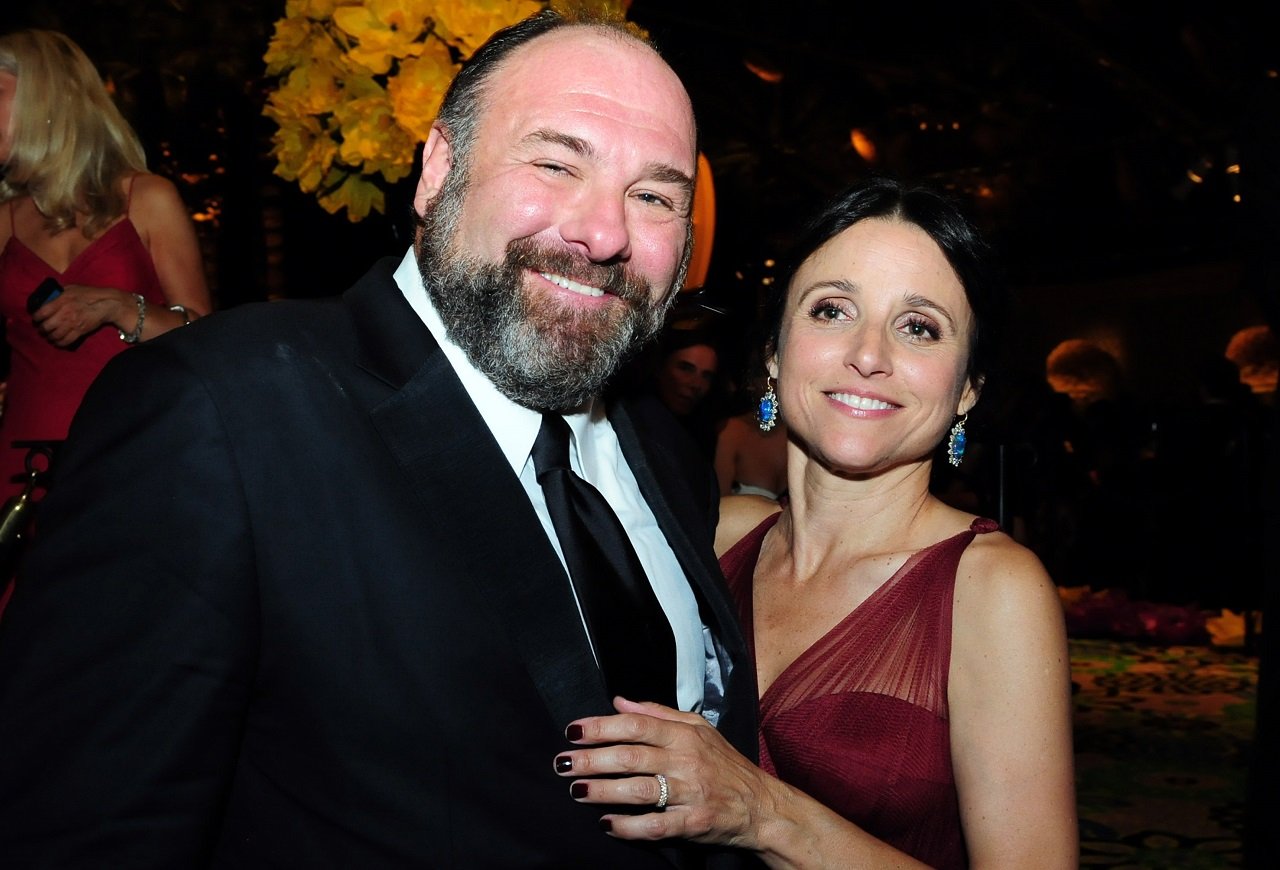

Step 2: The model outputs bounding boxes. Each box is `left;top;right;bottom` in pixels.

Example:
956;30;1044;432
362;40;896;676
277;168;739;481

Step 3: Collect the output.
1072;639;1258;868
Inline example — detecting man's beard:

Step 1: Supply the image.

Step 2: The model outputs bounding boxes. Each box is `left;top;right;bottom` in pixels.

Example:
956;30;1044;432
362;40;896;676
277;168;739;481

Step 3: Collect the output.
416;174;676;412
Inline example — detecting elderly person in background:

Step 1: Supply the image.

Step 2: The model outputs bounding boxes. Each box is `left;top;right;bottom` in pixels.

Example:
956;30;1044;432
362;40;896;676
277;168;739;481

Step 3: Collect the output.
0;28;210;614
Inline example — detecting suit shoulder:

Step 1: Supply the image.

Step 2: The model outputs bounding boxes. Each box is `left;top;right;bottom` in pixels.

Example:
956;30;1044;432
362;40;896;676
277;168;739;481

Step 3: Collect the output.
155;256;401;359
137;296;348;371
614;394;704;465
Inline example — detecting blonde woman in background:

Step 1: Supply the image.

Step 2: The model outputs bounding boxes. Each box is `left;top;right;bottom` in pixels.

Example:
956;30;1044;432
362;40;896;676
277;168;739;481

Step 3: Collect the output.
0;29;211;498
0;29;211;614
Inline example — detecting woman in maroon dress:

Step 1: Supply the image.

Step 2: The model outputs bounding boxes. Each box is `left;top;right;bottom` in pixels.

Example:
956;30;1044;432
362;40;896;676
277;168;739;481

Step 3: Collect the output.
555;177;1077;868
0;30;211;613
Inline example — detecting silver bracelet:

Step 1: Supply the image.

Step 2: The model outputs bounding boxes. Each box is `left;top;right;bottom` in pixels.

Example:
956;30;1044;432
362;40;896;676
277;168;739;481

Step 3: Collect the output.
118;293;146;343
168;304;192;325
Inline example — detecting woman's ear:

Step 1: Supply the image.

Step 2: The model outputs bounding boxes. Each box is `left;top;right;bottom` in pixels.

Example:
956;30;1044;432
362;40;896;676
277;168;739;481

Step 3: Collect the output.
958;375;984;416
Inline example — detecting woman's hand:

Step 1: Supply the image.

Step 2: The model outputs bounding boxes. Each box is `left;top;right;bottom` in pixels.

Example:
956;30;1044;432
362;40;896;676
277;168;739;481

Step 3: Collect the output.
554;697;777;849
31;283;133;347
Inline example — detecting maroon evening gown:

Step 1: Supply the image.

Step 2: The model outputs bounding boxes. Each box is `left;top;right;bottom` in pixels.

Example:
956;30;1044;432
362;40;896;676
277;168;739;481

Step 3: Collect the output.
719;514;1000;870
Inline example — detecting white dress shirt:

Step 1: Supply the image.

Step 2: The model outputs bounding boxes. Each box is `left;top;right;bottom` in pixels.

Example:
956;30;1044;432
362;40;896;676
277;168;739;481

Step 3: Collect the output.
394;251;705;712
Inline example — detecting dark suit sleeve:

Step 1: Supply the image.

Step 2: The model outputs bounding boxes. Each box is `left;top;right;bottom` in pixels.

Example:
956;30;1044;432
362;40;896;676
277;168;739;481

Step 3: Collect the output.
0;340;259;867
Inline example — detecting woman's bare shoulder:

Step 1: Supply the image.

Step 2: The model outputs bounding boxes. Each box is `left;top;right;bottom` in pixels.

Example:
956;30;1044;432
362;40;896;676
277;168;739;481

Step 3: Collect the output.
953;527;1062;638
126;173;185;213
714;494;782;557
961;528;1052;583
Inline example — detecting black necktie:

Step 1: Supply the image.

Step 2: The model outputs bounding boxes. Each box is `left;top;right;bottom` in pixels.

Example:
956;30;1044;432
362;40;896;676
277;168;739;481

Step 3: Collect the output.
531;413;678;708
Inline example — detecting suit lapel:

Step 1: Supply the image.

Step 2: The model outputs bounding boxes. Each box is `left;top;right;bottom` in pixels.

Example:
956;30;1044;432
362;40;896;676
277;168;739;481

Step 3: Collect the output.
347;266;612;730
609;399;751;674
610;398;758;767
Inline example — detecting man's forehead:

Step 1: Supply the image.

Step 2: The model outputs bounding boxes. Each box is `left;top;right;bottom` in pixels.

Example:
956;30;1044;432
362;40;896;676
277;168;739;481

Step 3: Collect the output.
484;27;696;157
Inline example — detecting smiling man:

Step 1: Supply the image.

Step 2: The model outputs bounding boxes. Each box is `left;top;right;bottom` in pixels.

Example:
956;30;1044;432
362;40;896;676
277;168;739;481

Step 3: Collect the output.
0;9;756;868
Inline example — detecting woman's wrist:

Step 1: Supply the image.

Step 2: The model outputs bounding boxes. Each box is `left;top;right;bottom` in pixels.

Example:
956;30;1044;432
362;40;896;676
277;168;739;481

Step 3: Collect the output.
750;780;842;870
117;292;145;343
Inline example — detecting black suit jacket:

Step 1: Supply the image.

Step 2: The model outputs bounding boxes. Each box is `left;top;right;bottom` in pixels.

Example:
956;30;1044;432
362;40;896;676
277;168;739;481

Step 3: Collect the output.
0;259;758;868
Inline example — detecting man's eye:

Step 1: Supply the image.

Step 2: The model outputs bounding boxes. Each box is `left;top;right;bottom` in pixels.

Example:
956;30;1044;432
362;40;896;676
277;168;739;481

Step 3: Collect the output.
635;191;675;209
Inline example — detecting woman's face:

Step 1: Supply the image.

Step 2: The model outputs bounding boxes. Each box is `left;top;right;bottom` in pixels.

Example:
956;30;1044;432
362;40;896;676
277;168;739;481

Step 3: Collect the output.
657;343;718;416
0;71;16;164
771;217;978;475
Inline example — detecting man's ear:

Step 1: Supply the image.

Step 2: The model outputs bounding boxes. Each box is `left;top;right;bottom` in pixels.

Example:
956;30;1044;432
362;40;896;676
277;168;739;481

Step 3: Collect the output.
413;123;453;217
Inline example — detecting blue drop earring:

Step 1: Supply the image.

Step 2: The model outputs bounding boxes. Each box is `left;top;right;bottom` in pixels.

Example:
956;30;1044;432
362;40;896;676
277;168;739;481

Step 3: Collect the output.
757;378;779;432
947;413;968;467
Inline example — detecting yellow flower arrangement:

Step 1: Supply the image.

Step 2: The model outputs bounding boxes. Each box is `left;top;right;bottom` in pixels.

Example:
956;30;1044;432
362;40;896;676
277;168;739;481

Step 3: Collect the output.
264;0;626;220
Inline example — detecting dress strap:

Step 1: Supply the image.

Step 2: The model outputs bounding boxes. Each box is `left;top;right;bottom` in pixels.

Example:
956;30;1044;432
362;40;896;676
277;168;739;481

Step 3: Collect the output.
124;174;138;216
970;517;1000;534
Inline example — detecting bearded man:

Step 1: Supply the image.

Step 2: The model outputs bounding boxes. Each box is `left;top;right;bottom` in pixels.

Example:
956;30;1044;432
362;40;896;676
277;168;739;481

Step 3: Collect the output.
0;9;757;868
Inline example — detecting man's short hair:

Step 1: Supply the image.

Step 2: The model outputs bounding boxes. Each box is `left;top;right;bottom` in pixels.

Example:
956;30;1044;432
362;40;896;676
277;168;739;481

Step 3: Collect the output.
434;8;657;179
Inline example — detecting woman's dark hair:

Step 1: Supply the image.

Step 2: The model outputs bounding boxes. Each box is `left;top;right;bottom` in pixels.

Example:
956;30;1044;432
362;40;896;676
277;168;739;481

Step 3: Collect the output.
764;175;1008;400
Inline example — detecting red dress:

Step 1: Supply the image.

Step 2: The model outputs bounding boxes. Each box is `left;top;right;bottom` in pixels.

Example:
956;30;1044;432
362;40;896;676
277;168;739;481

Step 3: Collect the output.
719;514;1000;870
0;200;165;501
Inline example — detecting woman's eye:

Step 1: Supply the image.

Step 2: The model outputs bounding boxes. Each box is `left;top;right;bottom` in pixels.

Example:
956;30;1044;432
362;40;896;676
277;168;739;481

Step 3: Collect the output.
903;317;940;339
809;301;849;321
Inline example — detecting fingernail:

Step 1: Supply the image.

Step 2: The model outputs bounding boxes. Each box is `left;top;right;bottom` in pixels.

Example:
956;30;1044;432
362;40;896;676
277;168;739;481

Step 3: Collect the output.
570;781;589;799
565;723;584;741
599;818;612;833
555;755;573;773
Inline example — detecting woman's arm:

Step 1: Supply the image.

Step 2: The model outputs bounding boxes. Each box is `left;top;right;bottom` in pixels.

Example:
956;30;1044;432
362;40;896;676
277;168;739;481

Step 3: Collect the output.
948;538;1079;868
32;174;211;347
123;172;213;334
555;701;926;870
562;535;1077;868
557;698;929;869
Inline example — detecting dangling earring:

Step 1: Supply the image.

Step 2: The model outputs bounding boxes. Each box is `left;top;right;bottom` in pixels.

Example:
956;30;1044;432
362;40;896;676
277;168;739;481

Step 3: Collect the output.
947;413;968;467
757;377;779;432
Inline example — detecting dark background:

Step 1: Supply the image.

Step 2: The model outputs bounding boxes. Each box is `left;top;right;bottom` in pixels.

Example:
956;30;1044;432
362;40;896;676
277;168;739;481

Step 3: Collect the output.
9;2;1277;333
5;1;1275;590
7;0;1277;601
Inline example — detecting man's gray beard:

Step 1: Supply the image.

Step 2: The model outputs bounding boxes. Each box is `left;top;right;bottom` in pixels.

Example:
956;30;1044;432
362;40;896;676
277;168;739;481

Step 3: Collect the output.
416;174;673;412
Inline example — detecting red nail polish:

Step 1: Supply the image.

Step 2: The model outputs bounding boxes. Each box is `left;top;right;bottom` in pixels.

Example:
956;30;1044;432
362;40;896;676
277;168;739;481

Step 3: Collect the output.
555;755;573;773
571;781;589;799
599;818;612;833
566;723;584;741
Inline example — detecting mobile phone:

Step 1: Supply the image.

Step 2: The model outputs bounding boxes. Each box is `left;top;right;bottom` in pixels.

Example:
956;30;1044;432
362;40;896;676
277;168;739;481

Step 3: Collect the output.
27;277;63;315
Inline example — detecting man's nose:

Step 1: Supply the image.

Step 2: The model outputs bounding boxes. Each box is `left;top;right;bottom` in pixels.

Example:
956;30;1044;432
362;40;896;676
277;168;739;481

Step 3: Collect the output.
559;186;631;263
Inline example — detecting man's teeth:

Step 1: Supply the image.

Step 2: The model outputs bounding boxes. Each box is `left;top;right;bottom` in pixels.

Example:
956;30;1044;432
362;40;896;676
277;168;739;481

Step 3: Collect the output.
541;272;604;298
830;392;895;411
